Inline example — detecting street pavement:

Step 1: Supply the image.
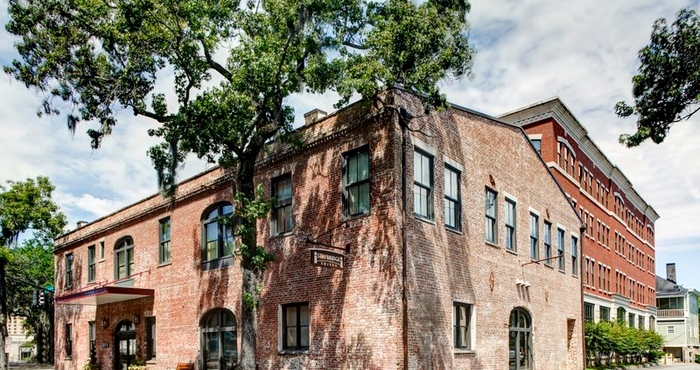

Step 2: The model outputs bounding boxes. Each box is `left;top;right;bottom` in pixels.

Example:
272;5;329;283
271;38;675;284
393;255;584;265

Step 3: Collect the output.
9;363;53;370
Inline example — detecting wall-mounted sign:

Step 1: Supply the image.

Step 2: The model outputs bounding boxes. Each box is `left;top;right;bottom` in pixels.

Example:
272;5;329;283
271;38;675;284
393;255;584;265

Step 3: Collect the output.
310;248;344;269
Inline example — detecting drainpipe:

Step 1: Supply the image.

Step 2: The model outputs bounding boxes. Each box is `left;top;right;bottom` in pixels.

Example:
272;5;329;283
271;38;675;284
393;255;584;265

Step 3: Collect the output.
401;109;409;370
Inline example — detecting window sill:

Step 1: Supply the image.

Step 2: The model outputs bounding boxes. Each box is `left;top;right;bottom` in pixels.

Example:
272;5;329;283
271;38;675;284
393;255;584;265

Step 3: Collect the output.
485;241;499;249
505;248;517;256
454;349;475;355
146;359;157;365
278;349;310;355
201;255;235;271
558;269;566;274
544;264;554;269
343;211;370;222
414;215;435;225
446;227;463;235
270;231;294;240
157;261;172;268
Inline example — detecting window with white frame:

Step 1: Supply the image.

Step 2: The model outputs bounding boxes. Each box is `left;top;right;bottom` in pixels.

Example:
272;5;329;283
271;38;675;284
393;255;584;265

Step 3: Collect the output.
444;165;461;230
543;222;552;266
505;199;516;251
668;325;675;334
485;188;497;244
571;236;578;276
413;150;433;220
557;228;565;271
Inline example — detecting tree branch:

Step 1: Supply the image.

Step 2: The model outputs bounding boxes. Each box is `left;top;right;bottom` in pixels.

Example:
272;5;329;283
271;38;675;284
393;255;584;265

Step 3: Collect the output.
201;40;233;81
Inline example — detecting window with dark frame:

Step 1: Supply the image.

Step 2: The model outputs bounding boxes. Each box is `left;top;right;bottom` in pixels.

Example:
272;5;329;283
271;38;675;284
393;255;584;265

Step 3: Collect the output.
453;302;472;350
530;139;541;155
529;213;539;260
543;222;552;266
557;228;565;271
88;321;95;360
65;323;73;358
584;303;594;322
413;150;433;220
147;317;156;360
99;240;105;259
115;237;134;279
600;306;610;322
159;217;171;264
571;236;578;276
485;189;497;244
201;309;236;369
202;203;234;264
505;199;516;251
343;148;370;216
444;166;461;230
87;246;96;283
272;175;293;235
65;253;73;289
282;302;309;350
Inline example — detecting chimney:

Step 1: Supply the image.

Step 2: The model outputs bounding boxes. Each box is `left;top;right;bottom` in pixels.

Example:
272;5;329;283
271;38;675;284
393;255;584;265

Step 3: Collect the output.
76;221;88;229
666;263;676;283
303;109;327;125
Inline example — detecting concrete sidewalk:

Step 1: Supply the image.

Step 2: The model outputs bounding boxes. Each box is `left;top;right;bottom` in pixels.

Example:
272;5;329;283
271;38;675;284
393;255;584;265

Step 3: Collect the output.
9;362;53;370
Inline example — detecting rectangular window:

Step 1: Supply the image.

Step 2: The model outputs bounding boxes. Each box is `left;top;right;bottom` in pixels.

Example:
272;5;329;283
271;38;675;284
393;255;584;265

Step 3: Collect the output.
628;313;635;328
88;321;95;359
65;324;73;358
529;213;539;260
485;189;497;244
571;236;578;276
282;303;309;350
272;175;293;235
100;241;105;259
638;316;645;330
543;222;552;266
557;228;565;271
87;245;96;283
505;199;516;251
65;253;73;289
444;166;461;230
453;302;472;350
343;148;370;216
413;150;433;219
584;303;594;322
530;139;541;155
147;317;156;360
600;306;610;322
159;217;171;264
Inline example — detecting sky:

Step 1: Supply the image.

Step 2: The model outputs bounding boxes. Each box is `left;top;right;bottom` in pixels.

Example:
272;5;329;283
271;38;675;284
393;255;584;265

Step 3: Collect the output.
1;1;699;288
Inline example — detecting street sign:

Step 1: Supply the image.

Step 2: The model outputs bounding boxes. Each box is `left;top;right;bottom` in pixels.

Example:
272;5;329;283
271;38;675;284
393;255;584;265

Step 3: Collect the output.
310;248;344;269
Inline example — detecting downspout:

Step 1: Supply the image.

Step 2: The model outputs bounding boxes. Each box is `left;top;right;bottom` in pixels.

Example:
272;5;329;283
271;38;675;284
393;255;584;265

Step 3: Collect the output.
579;223;587;368
401;110;409;370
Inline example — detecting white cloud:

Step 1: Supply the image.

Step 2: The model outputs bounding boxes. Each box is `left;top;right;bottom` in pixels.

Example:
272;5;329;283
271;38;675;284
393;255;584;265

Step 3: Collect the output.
1;1;699;287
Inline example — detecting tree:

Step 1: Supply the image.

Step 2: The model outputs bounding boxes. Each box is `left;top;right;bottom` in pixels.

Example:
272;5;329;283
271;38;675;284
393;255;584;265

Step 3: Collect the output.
615;8;700;147
5;1;474;368
0;177;66;368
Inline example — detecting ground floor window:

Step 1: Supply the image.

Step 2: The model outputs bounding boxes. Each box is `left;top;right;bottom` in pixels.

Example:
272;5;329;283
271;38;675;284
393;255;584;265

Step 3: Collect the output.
599;306;610;322
509;308;532;370
282;302;309;350
201;309;237;370
584;303;594;322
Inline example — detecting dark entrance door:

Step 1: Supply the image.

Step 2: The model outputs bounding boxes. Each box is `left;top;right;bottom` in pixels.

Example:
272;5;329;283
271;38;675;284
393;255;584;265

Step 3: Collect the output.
114;321;136;370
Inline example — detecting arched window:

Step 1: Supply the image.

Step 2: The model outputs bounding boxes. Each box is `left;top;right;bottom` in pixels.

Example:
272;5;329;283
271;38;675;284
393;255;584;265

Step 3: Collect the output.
115;237;134;279
617;307;627;324
509;308;532;370
202;203;234;267
201;309;237;370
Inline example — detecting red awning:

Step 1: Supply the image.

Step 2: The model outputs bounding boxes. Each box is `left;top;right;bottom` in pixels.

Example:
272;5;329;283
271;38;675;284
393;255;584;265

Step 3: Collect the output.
56;286;154;305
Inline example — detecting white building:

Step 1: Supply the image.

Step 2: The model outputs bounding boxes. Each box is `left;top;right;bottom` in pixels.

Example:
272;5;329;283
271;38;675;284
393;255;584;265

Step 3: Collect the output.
656;263;700;363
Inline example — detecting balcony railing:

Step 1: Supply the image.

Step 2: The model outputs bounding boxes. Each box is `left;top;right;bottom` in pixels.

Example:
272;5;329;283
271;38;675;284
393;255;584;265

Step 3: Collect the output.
658;309;684;318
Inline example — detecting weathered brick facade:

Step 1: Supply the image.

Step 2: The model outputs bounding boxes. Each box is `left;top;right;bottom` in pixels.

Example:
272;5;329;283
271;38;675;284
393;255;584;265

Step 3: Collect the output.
54;90;583;370
500;98;659;328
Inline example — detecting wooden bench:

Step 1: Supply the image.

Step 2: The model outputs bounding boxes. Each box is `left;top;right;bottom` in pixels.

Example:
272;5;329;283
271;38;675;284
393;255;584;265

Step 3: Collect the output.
176;363;194;370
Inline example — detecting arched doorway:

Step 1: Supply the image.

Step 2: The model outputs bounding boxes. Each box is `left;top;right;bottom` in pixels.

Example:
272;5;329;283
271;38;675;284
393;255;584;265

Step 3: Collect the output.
114;320;136;370
509;308;532;370
201;309;237;370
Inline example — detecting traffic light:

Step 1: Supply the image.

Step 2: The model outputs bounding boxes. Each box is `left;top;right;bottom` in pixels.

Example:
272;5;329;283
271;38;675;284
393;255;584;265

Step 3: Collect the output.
38;290;45;306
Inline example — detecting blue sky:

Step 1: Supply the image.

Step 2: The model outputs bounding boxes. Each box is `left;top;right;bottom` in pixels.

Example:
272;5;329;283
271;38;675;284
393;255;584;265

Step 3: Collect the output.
1;1;699;289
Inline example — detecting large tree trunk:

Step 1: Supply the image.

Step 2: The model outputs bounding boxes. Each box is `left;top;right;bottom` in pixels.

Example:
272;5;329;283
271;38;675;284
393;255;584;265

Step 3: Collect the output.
236;155;260;370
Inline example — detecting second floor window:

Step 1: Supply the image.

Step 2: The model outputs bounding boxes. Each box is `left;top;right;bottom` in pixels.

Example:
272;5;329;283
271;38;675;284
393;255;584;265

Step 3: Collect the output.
444;166;461;230
343;148;370;216
529;213;539;260
571;236;579;276
543;222;552;266
413;150;433;220
87;246;95;283
485;189;497;244
557;228;565;271
159;217;171;264
65;253;73;289
505;199;516;251
272;175;293;235
202;203;234;263
115;237;134;279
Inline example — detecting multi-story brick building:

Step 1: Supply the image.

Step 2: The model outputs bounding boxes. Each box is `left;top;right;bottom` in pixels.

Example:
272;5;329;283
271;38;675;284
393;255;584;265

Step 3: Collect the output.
53;90;583;370
500;98;659;329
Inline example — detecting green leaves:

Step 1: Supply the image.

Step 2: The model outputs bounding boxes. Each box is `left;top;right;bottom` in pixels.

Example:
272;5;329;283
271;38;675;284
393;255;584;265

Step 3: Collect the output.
617;8;700;147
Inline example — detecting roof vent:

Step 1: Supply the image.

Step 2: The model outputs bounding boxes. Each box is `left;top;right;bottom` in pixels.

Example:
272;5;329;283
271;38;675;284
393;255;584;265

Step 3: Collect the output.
303;109;327;125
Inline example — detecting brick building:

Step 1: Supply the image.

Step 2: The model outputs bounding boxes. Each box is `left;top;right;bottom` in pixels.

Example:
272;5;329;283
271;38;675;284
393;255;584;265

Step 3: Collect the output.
500;98;659;329
53;90;583;370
